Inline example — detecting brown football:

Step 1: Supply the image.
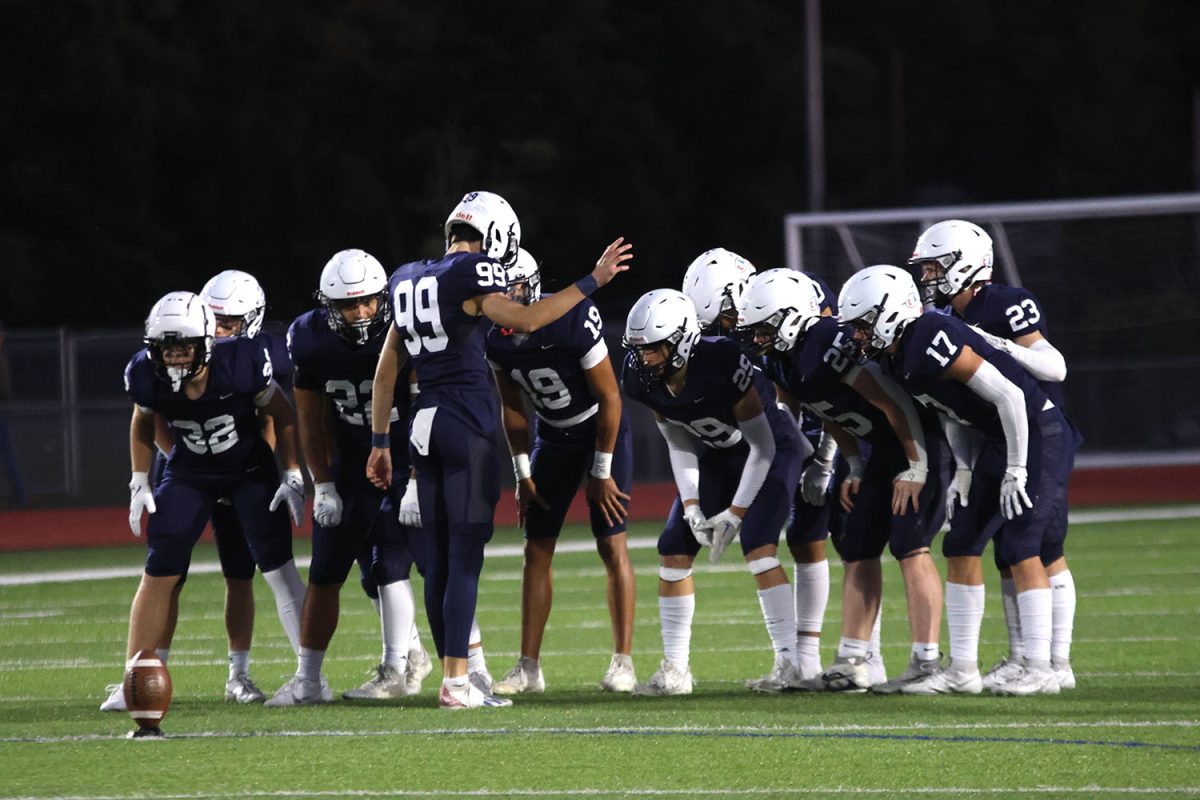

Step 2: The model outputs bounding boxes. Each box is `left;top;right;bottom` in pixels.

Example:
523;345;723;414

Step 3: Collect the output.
123;649;172;730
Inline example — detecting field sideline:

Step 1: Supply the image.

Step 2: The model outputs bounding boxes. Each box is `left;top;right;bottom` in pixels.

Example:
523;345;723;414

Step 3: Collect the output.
1;508;1198;798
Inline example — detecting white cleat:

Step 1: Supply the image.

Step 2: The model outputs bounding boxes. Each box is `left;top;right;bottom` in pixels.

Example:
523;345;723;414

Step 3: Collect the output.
493;658;545;696
1053;658;1076;690
405;649;434;695
100;683;126;712
990;660;1062;696
870;654;943;695
225;673;266;704
799;656;871;693
264;675;333;707
900;664;983;695
438;681;513;709
469;669;495;696
599;654;637;693
633;660;694;696
745;655;804;694
865;652;887;687
981;656;1024;691
344;664;408;700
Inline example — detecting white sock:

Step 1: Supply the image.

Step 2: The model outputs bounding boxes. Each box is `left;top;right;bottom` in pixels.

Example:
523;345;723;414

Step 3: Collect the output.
1017;587;1053;667
262;560;306;655
945;582;985;670
155;648;170;664
837;637;869;660
868;605;882;657
1050;570;1076;663
379;580;416;669
444;673;468;689
912;642;939;662
757;583;798;666
793;560;829;634
228;650;250;679
409;616;423;653
467;618;487;675
1000;577;1023;660
297;646;325;683
659;594;695;672
797;635;822;674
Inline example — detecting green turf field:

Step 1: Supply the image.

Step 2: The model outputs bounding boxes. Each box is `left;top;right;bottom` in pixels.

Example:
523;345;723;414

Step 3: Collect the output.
1;512;1198;799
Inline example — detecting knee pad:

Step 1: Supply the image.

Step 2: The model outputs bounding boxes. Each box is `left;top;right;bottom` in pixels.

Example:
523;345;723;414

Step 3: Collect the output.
747;556;781;576
659;566;693;582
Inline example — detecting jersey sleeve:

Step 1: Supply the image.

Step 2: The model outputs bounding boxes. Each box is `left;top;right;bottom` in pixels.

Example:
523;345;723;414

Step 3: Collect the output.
287;317;323;392
266;333;294;390
243;339;275;396
712;338;756;401
998;287;1049;339
904;314;973;379
123;353;157;410
573;300;608;368
451;255;508;302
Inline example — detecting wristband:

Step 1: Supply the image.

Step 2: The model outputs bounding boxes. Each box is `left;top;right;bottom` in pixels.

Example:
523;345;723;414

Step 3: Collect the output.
575;275;600;296
513;453;532;481
371;431;390;449
590;451;613;480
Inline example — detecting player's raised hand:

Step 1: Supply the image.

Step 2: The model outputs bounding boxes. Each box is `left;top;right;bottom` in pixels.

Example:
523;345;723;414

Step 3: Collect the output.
366;447;393;490
128;471;156;537
590;238;633;288
516;477;550;528
270;468;306;527
587;475;630;529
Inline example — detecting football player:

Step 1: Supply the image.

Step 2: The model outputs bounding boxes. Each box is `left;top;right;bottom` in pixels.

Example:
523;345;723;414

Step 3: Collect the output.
680;247;757;336
910;220;1078;690
487;248;638;695
840;265;1074;696
622;289;805;695
367;191;632;708
105;292;310;709
264;250;433;706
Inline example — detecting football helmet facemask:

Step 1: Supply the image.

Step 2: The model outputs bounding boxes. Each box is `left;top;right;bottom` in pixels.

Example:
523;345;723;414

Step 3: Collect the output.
199;270;266;339
838;265;923;362
145;291;216;392
623;289;701;388
316;249;392;346
908;219;994;308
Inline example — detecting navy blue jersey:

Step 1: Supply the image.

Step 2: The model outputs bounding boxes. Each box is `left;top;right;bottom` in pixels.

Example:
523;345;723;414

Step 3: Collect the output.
767;317;895;448
288;308;411;468
958;283;1064;407
486;299;609;430
890;312;1051;441
622;336;796;451
125;337;275;475
260;332;294;391
809;274;837;316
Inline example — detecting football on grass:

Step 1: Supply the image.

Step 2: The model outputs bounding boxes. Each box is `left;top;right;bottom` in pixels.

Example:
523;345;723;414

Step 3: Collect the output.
123;649;172;730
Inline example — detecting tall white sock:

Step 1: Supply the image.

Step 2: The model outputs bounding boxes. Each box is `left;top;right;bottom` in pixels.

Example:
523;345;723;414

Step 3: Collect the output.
837;637;869;659
297;646;325;682
757;583;798;666
1017;587;1053;667
945;582;985;670
659;594;695;671
1000;577;1023;660
228;649;250;679
793;560;829;634
409;615;423;652
379;580;416;669
868;604;883;656
1049;570;1076;663
262;560;306;655
467;617;487;674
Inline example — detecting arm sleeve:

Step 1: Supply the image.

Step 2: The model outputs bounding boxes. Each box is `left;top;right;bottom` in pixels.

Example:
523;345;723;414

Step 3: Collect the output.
812;427;838;465
253;379;280;409
965;360;1029;469
861;361;928;470
941;416;979;471
656;420;701;502
731;412;777;508
1005;338;1067;383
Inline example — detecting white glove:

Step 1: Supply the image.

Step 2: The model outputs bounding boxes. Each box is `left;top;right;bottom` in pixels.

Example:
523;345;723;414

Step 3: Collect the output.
128;471;156;537
706;509;743;564
801;460;834;506
683;503;712;547
969;324;1010;351
945;467;973;521
269;468;306;527
1000;466;1033;520
398;477;421;528
312;481;343;528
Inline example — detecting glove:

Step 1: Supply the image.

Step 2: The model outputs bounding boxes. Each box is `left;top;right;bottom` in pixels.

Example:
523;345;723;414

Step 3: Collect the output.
312;481;343;528
800;459;834;506
269;468;306;527
1000;466;1033;520
945;467;972;521
128;471;156;537
706;509;743;564
683;503;712;547
398;477;421;528
969;324;1010;351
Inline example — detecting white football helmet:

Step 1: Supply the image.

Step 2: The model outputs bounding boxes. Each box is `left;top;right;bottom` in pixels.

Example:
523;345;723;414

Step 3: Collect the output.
680;248;757;332
144;291;216;391
908;219;994;307
623;289;701;385
837;265;923;361
199;270;266;338
317;249;392;345
504;247;542;305
444;191;522;267
736;269;824;356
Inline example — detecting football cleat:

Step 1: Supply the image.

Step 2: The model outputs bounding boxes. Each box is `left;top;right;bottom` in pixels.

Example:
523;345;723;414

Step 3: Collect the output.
438;680;513;709
633;660;694;696
343;664;408;700
989;660;1062;696
405;648;434;695
263;675;332;707
870;654;944;695
745;655;805;694
799;656;871;693
494;658;545;695
100;683;127;712
469;669;495;696
599;654;637;693
900;664;983;695
224;673;266;704
981;656;1024;691
1053;658;1076;690
865;652;887;686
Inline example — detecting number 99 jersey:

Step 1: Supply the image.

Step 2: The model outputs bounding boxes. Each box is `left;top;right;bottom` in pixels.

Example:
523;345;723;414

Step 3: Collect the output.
124;337;276;476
